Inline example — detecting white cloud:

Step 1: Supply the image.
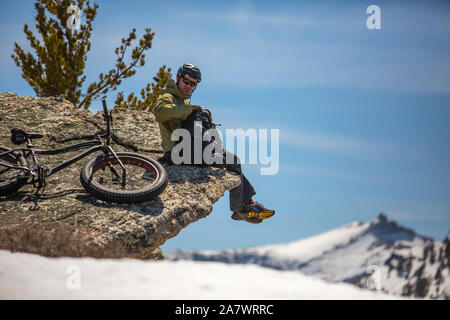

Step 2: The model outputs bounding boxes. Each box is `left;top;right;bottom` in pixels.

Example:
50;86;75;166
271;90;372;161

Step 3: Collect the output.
389;209;450;223
178;10;326;30
280;128;414;161
280;163;381;184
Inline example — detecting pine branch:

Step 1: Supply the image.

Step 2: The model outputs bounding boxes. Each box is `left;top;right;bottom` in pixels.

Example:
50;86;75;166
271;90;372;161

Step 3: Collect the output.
11;1;168;112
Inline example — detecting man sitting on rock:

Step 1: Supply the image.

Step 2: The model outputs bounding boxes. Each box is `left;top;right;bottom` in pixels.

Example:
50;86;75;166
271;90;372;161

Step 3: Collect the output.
152;63;275;224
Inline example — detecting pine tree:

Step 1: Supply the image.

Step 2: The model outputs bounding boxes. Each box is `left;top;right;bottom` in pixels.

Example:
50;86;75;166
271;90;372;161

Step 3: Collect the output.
114;65;172;112
11;0;171;111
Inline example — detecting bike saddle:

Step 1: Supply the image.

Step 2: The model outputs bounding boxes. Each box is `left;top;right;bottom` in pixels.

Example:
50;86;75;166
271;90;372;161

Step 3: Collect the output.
11;128;44;145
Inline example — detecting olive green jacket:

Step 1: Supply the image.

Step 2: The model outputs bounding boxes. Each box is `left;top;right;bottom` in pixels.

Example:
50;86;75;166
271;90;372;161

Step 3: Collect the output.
152;78;193;153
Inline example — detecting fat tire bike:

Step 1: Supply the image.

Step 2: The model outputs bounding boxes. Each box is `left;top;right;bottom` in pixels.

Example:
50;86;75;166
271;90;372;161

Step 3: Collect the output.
0;99;168;204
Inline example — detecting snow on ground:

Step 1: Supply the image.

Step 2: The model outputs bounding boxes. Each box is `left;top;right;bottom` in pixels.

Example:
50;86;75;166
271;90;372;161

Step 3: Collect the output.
0;250;400;299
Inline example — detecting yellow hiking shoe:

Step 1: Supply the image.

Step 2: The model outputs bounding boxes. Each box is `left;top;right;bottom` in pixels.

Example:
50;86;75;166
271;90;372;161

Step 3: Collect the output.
231;211;263;224
231;200;275;224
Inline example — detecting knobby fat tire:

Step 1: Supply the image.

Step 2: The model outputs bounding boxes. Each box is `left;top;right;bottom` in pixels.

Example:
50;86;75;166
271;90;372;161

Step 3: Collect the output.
80;152;168;204
0;146;29;196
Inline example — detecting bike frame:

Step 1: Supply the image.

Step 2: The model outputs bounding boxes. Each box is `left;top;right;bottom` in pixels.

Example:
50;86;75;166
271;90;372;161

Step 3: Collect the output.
34;141;104;177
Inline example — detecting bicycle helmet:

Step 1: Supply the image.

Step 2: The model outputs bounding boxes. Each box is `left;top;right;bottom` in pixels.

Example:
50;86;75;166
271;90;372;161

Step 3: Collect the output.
177;63;201;82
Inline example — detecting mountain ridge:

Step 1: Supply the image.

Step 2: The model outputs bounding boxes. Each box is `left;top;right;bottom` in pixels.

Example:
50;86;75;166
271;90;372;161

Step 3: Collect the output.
167;213;449;299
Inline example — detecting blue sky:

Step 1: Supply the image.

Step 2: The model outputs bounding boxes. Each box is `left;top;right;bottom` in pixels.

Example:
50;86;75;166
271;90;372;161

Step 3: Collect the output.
1;0;449;250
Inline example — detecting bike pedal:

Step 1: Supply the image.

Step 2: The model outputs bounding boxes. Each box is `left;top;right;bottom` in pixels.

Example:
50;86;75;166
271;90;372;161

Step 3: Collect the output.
29;204;41;211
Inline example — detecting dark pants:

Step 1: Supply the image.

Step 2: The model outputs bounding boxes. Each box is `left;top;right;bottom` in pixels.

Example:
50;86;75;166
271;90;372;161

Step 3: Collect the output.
210;150;256;212
161;150;255;212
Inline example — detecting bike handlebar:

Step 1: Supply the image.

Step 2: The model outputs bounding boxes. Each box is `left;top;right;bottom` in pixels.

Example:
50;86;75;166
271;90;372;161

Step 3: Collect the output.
102;98;108;121
102;98;112;144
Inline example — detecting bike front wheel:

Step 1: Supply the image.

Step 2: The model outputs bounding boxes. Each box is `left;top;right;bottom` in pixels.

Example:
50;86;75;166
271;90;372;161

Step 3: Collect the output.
0;146;29;196
80;152;168;204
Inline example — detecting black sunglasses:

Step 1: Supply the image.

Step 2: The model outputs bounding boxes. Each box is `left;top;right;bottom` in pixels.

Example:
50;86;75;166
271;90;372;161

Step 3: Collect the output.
181;77;197;87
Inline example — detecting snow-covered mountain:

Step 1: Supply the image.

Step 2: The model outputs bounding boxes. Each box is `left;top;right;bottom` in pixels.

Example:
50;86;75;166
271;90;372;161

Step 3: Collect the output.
0;249;399;299
166;214;450;299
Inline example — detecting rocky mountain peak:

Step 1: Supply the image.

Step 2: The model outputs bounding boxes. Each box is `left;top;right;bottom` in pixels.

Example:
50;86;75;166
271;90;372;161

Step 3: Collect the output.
371;212;389;225
364;212;427;244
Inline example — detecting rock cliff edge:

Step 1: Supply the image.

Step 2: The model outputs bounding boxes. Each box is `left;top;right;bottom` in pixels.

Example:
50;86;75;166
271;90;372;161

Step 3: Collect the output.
0;92;240;259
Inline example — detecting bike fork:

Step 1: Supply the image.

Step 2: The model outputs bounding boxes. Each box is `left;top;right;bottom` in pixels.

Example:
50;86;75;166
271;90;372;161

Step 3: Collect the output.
105;146;127;188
